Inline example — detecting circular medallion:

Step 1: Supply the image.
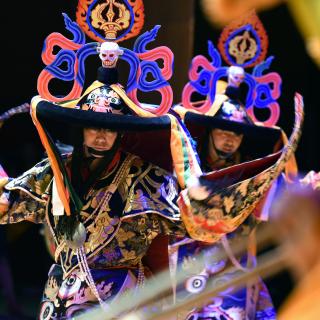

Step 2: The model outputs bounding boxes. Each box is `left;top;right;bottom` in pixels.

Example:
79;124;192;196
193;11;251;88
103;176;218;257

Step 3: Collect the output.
59;273;82;299
39;301;54;320
185;275;207;293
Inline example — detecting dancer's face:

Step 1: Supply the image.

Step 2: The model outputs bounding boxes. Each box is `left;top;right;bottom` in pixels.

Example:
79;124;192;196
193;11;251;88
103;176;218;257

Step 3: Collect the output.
83;128;118;155
211;129;243;155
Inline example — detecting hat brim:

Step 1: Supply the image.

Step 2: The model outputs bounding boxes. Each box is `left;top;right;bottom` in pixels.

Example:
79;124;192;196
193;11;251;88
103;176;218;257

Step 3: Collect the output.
35;100;174;172
36;100;171;131
184;111;282;159
184;112;281;138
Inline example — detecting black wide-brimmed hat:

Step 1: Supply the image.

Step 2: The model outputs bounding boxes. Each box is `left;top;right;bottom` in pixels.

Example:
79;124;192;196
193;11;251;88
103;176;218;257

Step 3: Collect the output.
31;67;202;217
175;86;283;160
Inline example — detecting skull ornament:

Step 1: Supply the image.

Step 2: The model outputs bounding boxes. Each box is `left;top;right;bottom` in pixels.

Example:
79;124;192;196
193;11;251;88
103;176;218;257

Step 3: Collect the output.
227;66;245;88
97;42;124;68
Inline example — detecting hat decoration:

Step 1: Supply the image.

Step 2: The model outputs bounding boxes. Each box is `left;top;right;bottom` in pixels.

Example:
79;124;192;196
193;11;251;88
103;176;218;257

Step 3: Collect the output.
38;14;173;114
76;0;145;43
182;11;282;127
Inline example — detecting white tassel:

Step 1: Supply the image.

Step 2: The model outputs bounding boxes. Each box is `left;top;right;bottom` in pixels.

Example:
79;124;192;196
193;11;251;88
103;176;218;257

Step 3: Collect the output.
52;177;65;216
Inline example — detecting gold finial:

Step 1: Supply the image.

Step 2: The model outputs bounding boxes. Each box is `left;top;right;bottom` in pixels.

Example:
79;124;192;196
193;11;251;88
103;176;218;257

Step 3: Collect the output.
228;30;258;65
217;11;268;67
91;0;131;40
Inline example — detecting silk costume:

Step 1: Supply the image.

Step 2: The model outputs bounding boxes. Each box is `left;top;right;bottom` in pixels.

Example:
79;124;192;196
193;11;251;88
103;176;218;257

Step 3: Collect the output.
169;85;294;320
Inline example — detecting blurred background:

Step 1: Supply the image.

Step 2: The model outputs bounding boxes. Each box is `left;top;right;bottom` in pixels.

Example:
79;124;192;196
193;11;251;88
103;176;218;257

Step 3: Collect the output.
0;0;319;318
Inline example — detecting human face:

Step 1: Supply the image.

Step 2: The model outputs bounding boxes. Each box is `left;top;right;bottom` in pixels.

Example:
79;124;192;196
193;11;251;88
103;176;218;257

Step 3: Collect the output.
211;129;243;155
83;128;118;155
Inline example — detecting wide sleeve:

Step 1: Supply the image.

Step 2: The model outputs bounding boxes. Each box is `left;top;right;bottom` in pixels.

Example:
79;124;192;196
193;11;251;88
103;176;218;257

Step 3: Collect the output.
178;153;296;243
0;159;52;224
121;157;187;238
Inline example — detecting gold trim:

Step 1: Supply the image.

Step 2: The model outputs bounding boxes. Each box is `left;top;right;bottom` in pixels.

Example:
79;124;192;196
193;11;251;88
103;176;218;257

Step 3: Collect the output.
84;154;136;223
124;163;151;213
120;210;181;222
5;185;46;203
61;222;123;278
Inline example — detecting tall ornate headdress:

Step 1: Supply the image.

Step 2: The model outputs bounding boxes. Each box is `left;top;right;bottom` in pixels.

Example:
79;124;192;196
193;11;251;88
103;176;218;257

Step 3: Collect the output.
182;11;282;127
38;0;171;114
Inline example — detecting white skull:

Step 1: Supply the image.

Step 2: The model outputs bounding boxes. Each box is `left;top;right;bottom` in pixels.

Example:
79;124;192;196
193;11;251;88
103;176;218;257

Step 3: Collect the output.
227;66;245;88
97;42;123;68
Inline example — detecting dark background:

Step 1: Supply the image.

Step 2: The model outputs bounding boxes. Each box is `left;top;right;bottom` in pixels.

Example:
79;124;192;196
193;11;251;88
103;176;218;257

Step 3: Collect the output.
0;0;319;317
